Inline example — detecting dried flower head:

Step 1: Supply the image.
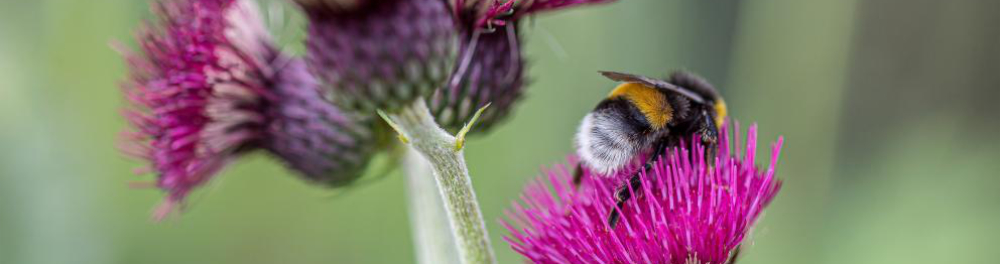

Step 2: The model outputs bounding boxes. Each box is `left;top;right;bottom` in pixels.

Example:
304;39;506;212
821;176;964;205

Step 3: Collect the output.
504;124;783;264
301;0;457;113
431;0;616;133
120;0;374;219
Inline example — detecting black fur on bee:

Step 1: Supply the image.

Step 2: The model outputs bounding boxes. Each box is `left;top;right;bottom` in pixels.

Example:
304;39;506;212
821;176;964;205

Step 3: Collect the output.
572;70;728;228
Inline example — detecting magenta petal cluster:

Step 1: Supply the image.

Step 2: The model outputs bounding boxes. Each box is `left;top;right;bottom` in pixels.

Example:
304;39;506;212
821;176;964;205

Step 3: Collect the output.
120;0;275;218
121;0;381;220
503;124;783;264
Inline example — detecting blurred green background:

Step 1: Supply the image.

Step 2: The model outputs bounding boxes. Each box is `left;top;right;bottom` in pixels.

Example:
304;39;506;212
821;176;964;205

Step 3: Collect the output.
2;0;999;263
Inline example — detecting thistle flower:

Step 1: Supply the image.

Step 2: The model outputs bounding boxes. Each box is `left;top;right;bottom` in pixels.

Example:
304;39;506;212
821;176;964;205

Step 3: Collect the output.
503;124;783;264
430;0;616;132
120;0;374;219
300;0;457;113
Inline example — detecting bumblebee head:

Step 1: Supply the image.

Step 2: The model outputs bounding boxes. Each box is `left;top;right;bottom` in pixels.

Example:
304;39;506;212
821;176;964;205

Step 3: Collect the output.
667;71;727;129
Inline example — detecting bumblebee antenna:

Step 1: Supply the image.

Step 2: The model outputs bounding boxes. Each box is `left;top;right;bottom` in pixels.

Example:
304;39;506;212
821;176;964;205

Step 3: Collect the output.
599;71;706;104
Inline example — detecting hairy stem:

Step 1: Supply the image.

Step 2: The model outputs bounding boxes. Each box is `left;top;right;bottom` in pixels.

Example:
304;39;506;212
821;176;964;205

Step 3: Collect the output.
403;147;460;264
387;99;497;264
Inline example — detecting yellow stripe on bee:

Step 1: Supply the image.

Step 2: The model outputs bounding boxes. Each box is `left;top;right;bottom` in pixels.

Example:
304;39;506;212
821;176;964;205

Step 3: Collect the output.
713;99;728;129
608;82;672;129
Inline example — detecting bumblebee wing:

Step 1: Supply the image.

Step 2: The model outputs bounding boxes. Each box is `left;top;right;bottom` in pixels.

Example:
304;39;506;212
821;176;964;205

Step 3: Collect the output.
599;71;706;104
668;71;720;100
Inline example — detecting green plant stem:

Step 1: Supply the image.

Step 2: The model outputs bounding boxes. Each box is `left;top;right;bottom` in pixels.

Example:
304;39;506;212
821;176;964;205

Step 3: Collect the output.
385;99;497;264
403;147;460;264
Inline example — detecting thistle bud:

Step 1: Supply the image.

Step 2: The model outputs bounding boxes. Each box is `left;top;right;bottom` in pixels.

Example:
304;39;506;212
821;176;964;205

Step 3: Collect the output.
301;0;457;113
428;16;524;132
431;0;615;133
263;58;376;187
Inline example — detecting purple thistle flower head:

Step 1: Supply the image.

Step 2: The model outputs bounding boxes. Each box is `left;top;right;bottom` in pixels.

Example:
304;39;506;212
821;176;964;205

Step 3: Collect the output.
503;124;783;264
430;0;616;133
120;0;375;219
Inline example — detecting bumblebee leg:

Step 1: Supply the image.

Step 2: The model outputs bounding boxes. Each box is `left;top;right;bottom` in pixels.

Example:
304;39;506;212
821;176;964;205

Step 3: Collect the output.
607;200;625;228
653;137;670;157
608;138;669;228
563;164;586;217
726;245;743;264
693;109;720;159
607;165;647;228
572;164;585;187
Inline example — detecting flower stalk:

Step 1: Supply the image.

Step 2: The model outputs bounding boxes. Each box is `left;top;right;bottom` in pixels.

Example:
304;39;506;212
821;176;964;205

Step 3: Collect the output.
380;98;496;264
403;147;459;264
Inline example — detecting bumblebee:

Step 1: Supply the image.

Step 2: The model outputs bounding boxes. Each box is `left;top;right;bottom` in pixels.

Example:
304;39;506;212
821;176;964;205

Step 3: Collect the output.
574;70;728;227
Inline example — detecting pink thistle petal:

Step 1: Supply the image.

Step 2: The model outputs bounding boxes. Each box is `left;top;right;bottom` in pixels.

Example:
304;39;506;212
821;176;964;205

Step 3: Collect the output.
120;0;275;217
522;0;617;15
468;0;617;30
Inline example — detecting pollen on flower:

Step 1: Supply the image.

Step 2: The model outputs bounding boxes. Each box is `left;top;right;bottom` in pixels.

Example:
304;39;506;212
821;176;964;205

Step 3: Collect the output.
503;124;783;264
